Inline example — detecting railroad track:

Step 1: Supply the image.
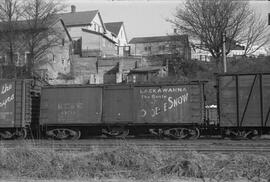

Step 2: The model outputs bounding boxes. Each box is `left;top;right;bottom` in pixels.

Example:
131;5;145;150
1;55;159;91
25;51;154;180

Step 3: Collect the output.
1;139;270;153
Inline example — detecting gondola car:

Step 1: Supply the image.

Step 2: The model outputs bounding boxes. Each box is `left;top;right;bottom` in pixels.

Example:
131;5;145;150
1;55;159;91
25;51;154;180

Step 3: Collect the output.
0;79;40;139
39;81;207;139
0;72;269;140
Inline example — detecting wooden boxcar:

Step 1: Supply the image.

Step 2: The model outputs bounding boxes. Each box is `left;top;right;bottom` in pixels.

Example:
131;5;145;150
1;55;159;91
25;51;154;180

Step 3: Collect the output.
0;79;33;139
217;73;270;138
39;81;206;139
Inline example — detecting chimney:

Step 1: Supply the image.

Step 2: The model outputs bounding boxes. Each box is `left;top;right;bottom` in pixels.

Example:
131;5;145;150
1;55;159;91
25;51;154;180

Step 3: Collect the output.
71;5;76;13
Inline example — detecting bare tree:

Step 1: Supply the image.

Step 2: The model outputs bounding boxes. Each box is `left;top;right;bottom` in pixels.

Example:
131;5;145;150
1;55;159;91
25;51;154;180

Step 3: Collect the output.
169;0;269;71
0;0;22;78
239;14;270;56
21;0;66;77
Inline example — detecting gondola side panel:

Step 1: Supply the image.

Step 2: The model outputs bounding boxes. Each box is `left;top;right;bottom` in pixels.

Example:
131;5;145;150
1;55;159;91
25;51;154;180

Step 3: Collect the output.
40;86;102;125
134;84;203;124
0;80;15;127
102;86;133;123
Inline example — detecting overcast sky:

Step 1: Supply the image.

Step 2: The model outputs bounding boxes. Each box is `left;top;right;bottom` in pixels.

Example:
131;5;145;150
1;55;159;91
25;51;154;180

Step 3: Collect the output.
67;0;270;41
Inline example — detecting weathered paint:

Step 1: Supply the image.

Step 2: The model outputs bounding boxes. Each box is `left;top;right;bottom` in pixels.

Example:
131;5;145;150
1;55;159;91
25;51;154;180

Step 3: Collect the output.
218;73;270;127
102;86;133;122
0;80;15;127
40;86;102;125
0;80;32;128
40;82;205;125
134;84;203;124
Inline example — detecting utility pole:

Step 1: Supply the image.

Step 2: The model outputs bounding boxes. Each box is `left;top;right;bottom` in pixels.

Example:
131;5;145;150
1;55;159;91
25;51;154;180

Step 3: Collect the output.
222;32;227;73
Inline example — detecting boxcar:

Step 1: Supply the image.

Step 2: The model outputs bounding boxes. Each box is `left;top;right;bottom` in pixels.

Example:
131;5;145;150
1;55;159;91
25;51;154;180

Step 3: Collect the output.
39;81;206;139
0;79;33;139
217;73;270;138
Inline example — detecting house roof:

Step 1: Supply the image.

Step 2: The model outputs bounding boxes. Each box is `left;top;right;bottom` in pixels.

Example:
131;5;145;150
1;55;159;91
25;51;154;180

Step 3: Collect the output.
0;17;71;41
104;22;123;36
59;10;98;27
0;16;58;31
129;35;189;44
82;28;116;43
0;18;72;41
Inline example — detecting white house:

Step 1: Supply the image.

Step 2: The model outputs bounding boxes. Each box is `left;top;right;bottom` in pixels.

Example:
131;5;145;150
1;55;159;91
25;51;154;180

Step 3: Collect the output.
59;6;116;57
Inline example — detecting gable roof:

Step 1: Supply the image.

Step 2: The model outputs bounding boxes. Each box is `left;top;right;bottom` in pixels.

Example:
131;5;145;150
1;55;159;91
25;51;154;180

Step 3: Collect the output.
59;10;98;27
0;19;72;42
82;28;116;43
129;35;189;44
104;22;123;36
0;16;59;32
0;17;71;41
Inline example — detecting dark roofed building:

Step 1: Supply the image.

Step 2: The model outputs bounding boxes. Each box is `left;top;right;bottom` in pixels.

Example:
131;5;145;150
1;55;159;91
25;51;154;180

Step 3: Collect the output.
58;6;107;37
59;10;99;27
105;22;123;36
58;6;116;57
129;34;191;60
0;18;72;83
105;21;128;46
127;66;168;83
105;21;129;56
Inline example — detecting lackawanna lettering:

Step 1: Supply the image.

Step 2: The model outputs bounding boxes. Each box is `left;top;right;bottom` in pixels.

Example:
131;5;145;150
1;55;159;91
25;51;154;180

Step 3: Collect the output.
0;94;14;108
140;87;187;94
167;93;188;110
141;93;189;118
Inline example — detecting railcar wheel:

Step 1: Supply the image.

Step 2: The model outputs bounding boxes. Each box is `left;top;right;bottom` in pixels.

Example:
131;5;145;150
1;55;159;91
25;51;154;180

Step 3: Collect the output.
15;129;27;140
46;128;81;140
164;128;190;139
188;128;200;139
223;129;258;140
0;131;13;140
102;126;129;138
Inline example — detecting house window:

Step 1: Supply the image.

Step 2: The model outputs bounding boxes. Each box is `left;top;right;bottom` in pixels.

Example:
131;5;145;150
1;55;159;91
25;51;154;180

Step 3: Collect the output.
25;52;30;65
171;44;177;49
62;59;65;65
3;56;7;65
62;38;65;46
268;13;270;25
13;53;19;66
0;56;4;64
159;45;165;51
144;46;151;52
